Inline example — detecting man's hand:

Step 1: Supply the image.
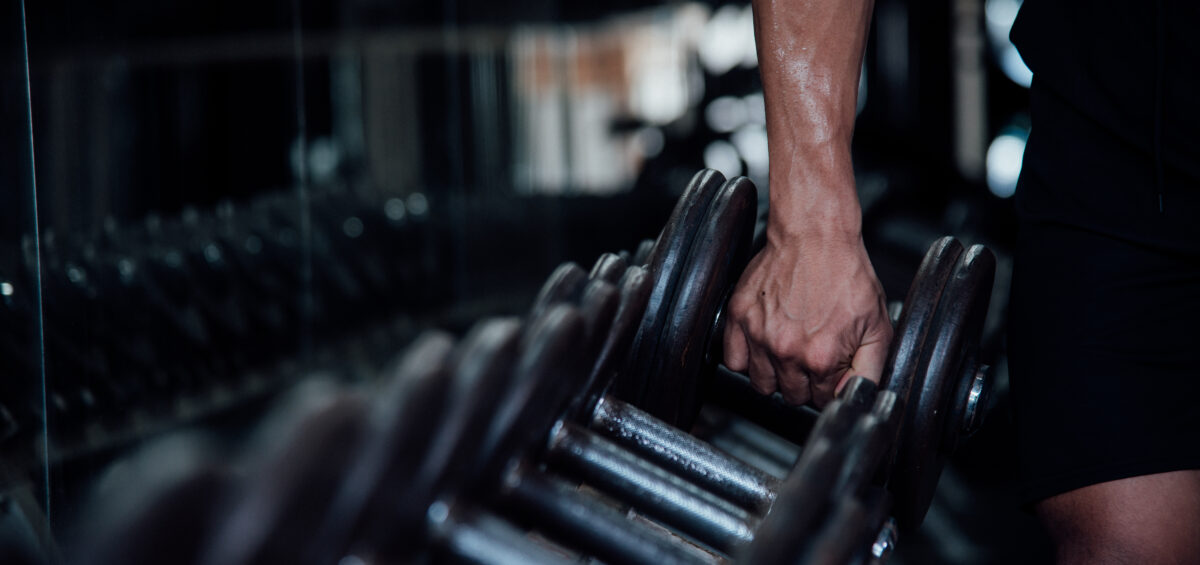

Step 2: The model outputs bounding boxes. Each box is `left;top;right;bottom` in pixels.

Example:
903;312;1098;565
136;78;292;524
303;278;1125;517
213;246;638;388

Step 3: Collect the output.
723;230;891;407
735;0;882;407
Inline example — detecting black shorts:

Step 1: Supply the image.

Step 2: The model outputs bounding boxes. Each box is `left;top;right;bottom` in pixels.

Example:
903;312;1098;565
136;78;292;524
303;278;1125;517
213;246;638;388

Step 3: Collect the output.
1007;83;1200;505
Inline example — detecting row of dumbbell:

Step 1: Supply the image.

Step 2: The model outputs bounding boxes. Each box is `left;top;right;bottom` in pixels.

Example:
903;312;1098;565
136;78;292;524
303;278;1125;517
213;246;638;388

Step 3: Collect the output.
72;169;995;564
71;268;884;564
0;186;445;445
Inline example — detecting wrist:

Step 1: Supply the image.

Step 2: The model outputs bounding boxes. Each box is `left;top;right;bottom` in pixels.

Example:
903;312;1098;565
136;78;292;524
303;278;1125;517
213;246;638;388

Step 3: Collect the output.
766;212;862;249
766;165;863;244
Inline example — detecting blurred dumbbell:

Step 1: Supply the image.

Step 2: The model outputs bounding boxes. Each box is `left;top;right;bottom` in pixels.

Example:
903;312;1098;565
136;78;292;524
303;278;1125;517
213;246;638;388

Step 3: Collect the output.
198;378;369;565
71;432;233;565
311;329;471;563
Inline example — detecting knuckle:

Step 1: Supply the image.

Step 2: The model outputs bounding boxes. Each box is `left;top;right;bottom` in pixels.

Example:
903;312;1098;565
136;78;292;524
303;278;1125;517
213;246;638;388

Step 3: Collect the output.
750;379;776;396
765;331;805;362
728;289;755;312
801;337;846;375
776;367;811;400
778;377;811;405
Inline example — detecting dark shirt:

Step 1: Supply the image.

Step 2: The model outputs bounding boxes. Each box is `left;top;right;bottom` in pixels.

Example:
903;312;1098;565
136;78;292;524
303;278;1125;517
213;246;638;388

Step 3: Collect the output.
1010;0;1200;256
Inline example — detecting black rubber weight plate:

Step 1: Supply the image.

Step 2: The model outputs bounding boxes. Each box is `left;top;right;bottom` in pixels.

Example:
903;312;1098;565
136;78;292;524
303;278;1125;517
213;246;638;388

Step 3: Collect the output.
741;379;875;564
620;169;727;405
373;319;523;560
891;244;994;531
564;280;622;422
589;252;628;285
646;176;757;426
806;377;877;451
578;266;652;421
832;390;900;501
577;279;621;357
313;331;459;559
797;486;891;565
200;392;370;565
632;238;655;267
738;437;849;565
530;262;589;320
879;237;962;480
476;304;588;491
78;434;231;565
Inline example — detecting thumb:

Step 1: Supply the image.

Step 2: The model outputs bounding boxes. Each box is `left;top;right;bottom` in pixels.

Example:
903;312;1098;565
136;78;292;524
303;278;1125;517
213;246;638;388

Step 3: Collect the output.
837;334;890;395
722;318;750;373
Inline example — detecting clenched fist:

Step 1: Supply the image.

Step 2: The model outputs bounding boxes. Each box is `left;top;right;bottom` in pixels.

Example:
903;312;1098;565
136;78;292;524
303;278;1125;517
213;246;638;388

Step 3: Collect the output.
740;0;882;406
722;230;891;407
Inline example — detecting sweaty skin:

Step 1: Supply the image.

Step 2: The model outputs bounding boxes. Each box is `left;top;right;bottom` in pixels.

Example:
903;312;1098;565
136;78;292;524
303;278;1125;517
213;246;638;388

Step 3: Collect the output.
723;0;890;407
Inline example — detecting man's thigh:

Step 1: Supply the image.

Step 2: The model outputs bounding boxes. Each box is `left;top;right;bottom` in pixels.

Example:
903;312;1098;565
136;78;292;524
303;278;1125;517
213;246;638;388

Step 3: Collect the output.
1035;470;1200;564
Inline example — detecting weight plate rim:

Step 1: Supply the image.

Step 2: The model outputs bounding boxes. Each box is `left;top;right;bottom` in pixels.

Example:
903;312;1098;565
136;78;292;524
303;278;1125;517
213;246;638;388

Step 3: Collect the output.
477;305;588;490
892;244;995;530
623;169;727;404
880;238;963;484
578;267;652;420
649;176;757;425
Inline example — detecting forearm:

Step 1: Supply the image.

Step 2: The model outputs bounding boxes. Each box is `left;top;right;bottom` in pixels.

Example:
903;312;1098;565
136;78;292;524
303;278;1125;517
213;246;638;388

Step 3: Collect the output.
751;0;874;242
726;0;889;406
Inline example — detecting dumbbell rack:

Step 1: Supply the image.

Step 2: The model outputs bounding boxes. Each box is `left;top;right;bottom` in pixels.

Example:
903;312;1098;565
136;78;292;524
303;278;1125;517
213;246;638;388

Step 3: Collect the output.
69;169;996;565
0;186;450;474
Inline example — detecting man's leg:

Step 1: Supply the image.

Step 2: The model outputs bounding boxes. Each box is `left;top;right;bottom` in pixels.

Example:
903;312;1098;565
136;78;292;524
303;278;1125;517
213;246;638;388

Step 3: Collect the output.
1035;470;1200;564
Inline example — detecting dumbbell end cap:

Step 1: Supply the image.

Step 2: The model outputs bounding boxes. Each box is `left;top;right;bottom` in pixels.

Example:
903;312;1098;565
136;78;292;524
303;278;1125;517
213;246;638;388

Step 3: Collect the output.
959;364;991;438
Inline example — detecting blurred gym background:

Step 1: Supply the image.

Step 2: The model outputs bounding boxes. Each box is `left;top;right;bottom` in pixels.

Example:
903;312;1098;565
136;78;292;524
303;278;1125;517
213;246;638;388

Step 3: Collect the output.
1;0;1050;562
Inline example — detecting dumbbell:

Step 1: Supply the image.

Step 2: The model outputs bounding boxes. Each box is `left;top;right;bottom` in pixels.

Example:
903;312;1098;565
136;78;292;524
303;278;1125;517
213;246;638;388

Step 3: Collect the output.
589;170;995;531
198;378;371;565
509;175;992;539
615;169;755;427
609;238;992;532
70;433;233;565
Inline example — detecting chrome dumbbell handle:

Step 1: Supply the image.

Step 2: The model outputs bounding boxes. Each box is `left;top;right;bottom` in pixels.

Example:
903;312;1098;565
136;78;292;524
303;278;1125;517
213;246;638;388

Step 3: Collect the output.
589;394;780;515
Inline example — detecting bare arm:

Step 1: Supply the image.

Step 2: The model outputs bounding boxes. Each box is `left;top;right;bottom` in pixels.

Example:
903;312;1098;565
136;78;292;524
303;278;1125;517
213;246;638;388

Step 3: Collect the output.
723;0;890;407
